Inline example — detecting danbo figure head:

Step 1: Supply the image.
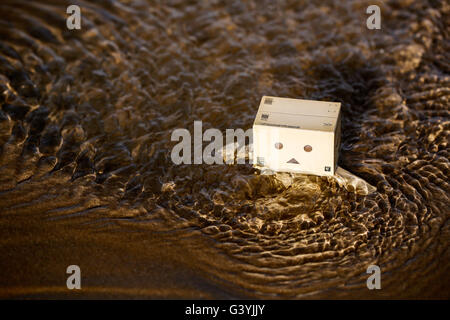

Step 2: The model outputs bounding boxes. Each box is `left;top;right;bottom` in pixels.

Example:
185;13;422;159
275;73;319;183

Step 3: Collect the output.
252;96;341;176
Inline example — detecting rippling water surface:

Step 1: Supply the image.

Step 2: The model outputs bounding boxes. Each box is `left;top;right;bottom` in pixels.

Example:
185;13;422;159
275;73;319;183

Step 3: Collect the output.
0;0;448;298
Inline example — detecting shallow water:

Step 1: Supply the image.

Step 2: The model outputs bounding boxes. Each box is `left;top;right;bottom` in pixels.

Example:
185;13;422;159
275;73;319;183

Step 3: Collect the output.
0;0;448;298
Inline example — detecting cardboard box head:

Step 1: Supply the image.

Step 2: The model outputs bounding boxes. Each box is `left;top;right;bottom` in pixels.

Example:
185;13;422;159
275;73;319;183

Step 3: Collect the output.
252;96;341;176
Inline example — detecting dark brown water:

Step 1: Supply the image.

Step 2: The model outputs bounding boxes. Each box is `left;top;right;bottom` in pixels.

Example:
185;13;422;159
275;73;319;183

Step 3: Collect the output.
0;0;448;299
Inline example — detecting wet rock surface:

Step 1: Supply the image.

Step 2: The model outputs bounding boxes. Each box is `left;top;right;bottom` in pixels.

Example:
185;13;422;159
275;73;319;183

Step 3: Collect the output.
0;0;448;298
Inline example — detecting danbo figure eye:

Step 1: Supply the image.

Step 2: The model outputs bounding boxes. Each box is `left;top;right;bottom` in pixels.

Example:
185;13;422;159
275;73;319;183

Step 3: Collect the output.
304;145;312;152
274;142;283;150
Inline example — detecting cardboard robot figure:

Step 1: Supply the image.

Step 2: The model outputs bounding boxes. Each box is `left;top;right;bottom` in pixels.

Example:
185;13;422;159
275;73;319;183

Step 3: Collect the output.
253;96;341;176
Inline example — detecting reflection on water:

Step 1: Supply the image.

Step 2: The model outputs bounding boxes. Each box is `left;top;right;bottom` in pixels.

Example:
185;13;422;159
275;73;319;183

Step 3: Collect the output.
0;0;448;298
